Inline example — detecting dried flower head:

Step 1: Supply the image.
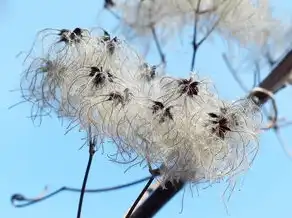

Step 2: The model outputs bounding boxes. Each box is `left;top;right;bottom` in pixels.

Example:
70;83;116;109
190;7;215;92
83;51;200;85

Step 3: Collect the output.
110;0;279;48
18;26;262;190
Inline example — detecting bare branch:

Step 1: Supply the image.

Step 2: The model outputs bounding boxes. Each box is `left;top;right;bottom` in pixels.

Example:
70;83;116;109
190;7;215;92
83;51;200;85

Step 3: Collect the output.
11;176;152;208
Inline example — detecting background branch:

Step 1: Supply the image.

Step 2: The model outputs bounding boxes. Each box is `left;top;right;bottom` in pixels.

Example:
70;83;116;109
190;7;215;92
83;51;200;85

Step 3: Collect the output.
151;26;166;66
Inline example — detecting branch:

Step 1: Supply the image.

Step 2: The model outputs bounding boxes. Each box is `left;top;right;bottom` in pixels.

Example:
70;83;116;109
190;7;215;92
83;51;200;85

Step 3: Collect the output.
250;49;292;104
274;124;292;159
11;176;152;208
129;180;185;218
125;176;155;218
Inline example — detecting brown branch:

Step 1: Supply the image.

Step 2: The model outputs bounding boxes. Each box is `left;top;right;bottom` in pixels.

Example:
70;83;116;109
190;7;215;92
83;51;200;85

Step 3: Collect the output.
250;49;292;104
125;177;155;218
129;180;185;218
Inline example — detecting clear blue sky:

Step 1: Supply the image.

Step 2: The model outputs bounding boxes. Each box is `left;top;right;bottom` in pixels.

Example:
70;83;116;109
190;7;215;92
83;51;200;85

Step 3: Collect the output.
1;0;292;217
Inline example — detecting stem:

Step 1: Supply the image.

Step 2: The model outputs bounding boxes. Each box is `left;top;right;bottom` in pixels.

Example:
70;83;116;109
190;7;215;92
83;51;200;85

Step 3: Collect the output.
76;128;95;218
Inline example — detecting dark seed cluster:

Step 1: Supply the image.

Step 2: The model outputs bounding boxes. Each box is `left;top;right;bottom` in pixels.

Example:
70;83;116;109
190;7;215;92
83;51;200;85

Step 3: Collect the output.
178;78;199;97
208;112;231;139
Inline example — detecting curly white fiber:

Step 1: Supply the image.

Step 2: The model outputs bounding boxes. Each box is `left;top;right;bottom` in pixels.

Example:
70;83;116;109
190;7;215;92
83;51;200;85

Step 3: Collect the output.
20;27;262;186
110;0;279;47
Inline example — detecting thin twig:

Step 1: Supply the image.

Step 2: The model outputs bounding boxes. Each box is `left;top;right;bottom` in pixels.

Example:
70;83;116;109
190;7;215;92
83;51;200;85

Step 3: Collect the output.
125;176;155;218
76;127;96;218
106;8;122;20
276;120;292;128
190;0;201;71
265;51;277;67
253;61;261;88
151;26;166;66
11;176;152;208
274;128;292;159
190;0;221;71
222;53;249;92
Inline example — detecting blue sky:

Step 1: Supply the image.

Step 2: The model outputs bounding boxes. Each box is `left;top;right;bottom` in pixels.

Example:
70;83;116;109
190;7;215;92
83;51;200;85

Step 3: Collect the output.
1;0;292;218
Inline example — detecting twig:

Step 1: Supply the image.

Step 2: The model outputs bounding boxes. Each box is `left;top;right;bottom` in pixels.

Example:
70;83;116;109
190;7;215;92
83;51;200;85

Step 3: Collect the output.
274;124;292;159
276;120;292;128
151;26;166;66
251;86;292;159
190;0;201;71
76;127;96;218
106;8;121;21
265;50;277;67
11;176;152;208
222;53;249;92
253;61;261;88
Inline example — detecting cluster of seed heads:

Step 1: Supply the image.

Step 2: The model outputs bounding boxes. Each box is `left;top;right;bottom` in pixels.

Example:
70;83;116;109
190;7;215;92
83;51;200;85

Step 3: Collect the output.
107;0;280;47
19;27;262;187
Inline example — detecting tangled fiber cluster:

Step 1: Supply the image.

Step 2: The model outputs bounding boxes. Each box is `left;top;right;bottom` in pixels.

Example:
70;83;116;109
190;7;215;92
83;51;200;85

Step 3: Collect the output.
107;0;279;47
20;27;262;186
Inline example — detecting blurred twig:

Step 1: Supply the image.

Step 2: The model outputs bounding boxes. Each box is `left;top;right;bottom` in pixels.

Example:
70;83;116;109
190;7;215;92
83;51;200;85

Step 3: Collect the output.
190;0;223;71
222;53;249;92
151;26;166;66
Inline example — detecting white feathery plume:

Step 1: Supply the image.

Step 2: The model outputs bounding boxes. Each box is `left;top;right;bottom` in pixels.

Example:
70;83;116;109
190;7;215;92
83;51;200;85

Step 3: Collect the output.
110;0;279;47
19;27;262;188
